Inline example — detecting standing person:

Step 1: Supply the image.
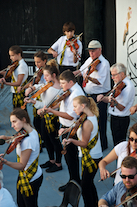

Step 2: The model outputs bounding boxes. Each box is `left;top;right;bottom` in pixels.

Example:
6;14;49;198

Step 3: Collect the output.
41;70;85;191
25;62;63;173
74;40;111;151
0;170;17;207
0;45;28;108
47;21;82;74
0;108;43;207
62;95;103;207
98;156;137;207
97;63;135;146
24;50;48;152
98;123;137;185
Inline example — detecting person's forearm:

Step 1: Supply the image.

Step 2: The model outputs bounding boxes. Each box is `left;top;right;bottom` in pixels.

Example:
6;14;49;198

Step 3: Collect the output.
98;199;109;207
49;109;73;120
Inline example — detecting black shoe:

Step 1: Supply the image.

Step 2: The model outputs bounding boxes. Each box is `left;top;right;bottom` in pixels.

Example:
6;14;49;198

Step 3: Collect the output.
46;163;62;173
40;161;54;169
58;182;69;192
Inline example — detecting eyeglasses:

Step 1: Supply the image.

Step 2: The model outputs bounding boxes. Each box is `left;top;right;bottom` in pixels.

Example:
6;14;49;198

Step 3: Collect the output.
120;172;137;179
111;72;121;77
129;137;137;143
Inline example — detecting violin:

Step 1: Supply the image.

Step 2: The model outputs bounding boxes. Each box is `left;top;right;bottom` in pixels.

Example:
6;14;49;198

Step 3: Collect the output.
61;113;87;155
116;187;137;207
1;60;19;89
21;67;43;91
66;37;80;59
21;81;54;110
110;81;126;108
82;59;101;87
41;90;71;116
0;128;28;170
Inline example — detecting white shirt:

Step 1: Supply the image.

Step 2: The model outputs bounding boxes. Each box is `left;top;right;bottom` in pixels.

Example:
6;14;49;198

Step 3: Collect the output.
80;55;111;94
0;187;16;207
59;82;85;127
114;141;133;185
11;59;29;93
77;115;103;159
51;35;82;67
108;77;135;116
16;129;42;182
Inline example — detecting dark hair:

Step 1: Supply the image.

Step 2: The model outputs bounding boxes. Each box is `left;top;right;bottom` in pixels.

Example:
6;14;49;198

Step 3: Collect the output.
10;108;31;125
62;22;75;33
59;69;76;83
43;63;59;80
121;156;137;171
34;50;48;61
9;45;23;57
127;123;137;155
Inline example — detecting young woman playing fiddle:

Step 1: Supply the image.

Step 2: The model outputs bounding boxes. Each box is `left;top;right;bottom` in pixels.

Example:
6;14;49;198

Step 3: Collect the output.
62;95;103;207
99;122;137;185
23;50;47;152
0;108;43;207
25;61;63;173
0;45;29;108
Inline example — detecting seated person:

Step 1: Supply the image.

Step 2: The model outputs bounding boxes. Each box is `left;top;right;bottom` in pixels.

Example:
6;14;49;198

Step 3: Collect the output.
98;156;137;207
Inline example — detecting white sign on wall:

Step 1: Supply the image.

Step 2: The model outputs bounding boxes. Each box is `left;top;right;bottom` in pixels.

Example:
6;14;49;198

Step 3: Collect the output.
116;0;137;104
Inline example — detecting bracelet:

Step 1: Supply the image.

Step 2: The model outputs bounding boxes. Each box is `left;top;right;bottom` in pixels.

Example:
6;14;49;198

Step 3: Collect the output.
30;86;33;91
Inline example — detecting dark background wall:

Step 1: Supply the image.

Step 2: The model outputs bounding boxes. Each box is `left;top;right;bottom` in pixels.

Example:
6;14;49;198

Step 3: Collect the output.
0;0;115;69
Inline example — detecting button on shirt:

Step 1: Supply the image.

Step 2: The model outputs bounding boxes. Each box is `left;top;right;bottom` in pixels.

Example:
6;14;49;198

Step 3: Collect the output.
59;82;85;127
80;55;111;94
51;36;82;67
101;181;126;207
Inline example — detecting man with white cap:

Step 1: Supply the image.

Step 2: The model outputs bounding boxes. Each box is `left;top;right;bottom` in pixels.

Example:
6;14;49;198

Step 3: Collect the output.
74;40;111;151
0;170;16;206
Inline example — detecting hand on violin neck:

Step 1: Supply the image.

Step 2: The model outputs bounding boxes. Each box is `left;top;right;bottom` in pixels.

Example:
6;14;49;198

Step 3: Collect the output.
24;97;36;104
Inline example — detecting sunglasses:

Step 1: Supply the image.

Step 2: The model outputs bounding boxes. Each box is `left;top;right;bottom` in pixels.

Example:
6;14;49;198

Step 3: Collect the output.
128;137;137;143
120;172;137;179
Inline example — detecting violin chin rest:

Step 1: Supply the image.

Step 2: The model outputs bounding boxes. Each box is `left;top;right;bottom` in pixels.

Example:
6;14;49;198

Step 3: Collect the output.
0;139;5;145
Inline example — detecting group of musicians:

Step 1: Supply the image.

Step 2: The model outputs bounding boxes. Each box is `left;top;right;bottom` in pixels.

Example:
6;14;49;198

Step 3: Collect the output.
0;21;136;207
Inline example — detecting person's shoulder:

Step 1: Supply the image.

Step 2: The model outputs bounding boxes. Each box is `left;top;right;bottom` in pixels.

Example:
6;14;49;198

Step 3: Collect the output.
99;55;110;66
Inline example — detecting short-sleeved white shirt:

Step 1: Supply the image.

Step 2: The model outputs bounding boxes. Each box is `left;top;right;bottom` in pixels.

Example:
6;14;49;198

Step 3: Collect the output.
0;187;17;207
80;55;111;94
11;59;29;93
108;77;135;116
51;35;82;67
59;82;85;127
16;128;42;182
114;141;133;185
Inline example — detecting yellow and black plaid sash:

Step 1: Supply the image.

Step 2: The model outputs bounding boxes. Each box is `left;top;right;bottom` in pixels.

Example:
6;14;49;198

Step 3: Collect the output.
12;74;28;108
17;155;39;197
44;113;59;133
81;133;98;174
60;40;67;65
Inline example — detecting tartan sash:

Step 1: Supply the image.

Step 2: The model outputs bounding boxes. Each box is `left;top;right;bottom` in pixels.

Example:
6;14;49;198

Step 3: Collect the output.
81;133;98;174
12;74;28;108
59;40;67;65
17;155;39;197
44;113;59;133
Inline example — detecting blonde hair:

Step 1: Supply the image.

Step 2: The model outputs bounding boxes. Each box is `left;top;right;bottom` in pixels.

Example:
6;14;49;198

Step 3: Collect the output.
73;95;99;117
47;59;58;69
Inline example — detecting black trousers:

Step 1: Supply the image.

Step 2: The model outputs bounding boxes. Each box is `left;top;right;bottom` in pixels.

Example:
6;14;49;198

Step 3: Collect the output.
81;157;102;207
110;115;130;146
59;65;76;74
17;174;43;207
41;118;62;163
62;132;80;184
87;93;108;151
